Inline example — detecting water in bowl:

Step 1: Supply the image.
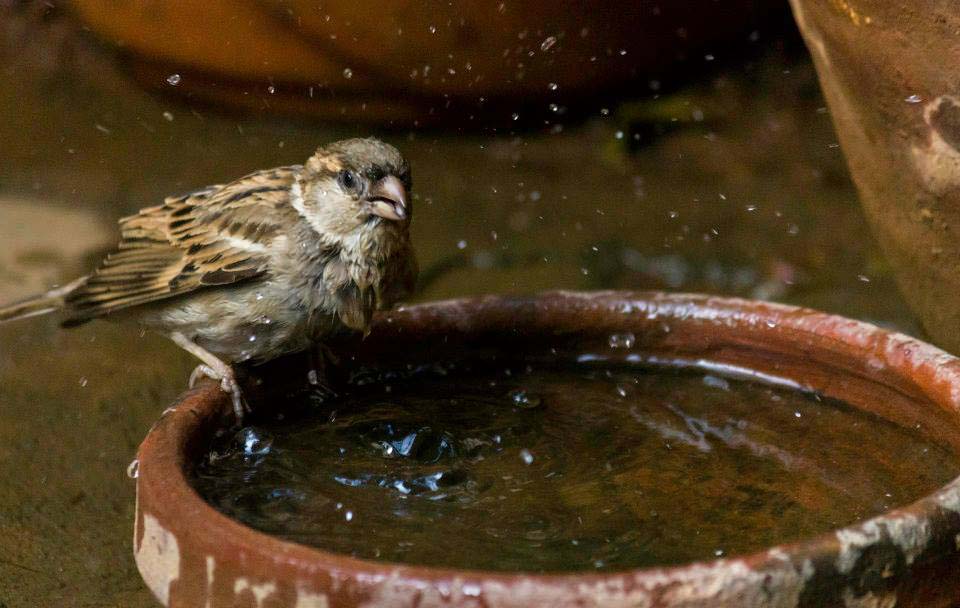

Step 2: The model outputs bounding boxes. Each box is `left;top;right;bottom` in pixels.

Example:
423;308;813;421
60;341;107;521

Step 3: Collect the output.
191;363;959;573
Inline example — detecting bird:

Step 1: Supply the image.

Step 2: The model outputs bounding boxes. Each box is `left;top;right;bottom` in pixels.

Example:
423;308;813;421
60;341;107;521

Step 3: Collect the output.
0;137;418;421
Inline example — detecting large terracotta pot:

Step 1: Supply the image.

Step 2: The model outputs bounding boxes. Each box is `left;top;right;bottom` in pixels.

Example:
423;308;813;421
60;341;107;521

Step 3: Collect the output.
135;291;960;607
71;0;773;123
789;0;960;353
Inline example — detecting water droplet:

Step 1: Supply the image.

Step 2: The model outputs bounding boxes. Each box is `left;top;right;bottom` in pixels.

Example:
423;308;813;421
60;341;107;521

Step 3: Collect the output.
511;112;519;121
342;68;354;79
540;36;557;51
345;510;354;521
857;274;871;283
237;427;273;457
608;332;636;349
126;459;139;479
794;411;802;418
714;549;724;557
79;377;88;387
307;369;319;385
166;73;181;86
267;85;276;94
548;82;558;91
519;448;534;464
457;240;467;250
600;108;610;116
614;130;624;140
248;335;257;342
905;94;922;104
428;25;437;34
702;375;730;391
162;111;174;122
615;384;628;397
508;389;542;409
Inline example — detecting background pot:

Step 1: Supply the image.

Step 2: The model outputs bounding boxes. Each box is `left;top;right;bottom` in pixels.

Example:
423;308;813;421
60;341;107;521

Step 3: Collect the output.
789;0;960;353
70;0;777;124
135;291;960;607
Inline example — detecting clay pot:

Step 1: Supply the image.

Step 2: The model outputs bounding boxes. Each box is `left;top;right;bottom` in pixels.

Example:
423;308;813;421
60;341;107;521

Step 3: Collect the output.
134;291;960;607
72;0;772;123
789;0;960;354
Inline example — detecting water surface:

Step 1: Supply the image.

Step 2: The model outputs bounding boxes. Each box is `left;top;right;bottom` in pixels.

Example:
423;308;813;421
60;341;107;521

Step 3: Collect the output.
193;364;958;572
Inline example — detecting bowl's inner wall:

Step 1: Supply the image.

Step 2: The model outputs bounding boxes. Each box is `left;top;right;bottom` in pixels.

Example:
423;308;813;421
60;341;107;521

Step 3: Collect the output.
309;300;960;456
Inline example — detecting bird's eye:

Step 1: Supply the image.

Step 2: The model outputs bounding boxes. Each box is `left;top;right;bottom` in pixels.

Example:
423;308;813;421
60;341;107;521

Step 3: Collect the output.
338;170;357;191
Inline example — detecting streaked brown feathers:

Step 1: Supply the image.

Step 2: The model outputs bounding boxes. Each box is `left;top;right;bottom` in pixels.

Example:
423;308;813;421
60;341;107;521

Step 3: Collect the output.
63;166;300;324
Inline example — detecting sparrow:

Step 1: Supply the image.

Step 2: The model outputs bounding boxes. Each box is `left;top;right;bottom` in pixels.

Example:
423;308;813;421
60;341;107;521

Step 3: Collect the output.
0;138;418;421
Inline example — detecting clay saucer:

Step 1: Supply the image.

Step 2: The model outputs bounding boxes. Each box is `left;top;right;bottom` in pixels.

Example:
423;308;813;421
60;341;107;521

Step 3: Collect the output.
134;291;960;607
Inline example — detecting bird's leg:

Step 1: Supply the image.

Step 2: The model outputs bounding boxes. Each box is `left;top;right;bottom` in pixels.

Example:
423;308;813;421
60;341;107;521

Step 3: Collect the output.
169;332;248;422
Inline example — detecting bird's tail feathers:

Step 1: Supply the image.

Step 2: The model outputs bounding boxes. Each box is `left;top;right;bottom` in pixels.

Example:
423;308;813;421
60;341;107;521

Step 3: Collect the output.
0;276;86;324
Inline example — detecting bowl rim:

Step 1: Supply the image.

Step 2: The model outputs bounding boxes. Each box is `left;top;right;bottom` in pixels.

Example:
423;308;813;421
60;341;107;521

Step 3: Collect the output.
134;290;960;607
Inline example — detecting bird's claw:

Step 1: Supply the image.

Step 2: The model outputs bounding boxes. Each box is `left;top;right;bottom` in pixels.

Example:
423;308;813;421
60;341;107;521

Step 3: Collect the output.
189;364;216;389
189;363;250;423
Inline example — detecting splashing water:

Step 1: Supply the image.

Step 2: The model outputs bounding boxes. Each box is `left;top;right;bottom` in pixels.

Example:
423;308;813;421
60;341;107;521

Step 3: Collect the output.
191;363;957;572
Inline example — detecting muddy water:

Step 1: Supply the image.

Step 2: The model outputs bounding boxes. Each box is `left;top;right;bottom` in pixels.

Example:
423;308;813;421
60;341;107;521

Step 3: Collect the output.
0;5;930;606
193;365;957;572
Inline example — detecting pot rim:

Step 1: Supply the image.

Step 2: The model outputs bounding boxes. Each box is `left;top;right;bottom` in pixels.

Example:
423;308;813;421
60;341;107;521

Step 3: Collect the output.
135;290;960;607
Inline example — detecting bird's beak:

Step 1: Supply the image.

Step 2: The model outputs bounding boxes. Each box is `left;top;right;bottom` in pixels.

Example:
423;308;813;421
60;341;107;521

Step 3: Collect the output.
366;175;408;221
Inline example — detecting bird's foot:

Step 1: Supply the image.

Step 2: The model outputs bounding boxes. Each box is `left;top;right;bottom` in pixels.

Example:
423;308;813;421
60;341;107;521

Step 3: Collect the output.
189;363;249;423
309;375;339;402
307;344;340;400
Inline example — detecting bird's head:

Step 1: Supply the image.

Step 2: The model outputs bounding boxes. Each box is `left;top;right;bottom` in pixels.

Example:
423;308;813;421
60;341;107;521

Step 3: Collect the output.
295;138;412;240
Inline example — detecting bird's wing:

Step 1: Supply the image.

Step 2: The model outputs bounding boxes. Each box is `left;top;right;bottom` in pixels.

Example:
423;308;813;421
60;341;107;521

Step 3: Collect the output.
64;166;300;324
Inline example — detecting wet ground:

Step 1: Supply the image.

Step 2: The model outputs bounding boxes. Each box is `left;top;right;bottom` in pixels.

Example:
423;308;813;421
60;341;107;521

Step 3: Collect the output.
0;4;921;607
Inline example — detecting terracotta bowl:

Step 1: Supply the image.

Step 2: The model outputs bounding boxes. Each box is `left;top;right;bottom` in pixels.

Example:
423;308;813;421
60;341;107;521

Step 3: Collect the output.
134;291;960;607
